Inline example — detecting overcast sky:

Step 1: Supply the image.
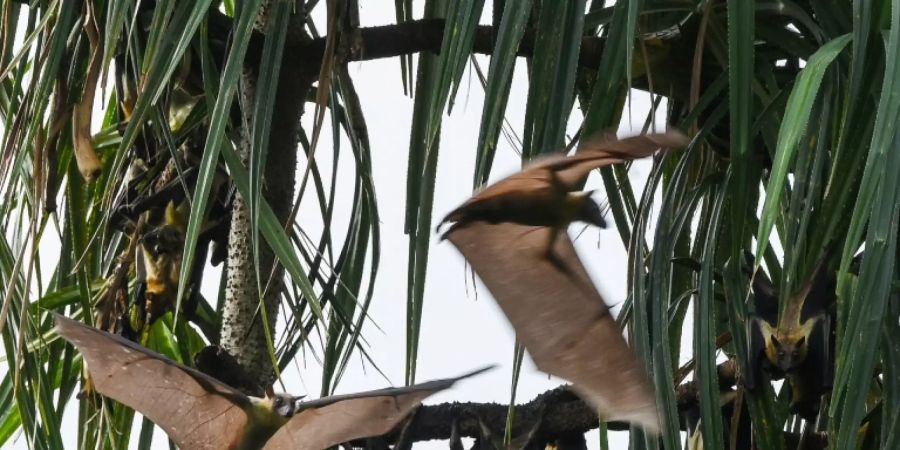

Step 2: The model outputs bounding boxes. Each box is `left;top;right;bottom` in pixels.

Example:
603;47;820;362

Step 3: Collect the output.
6;2;696;449
252;3;684;449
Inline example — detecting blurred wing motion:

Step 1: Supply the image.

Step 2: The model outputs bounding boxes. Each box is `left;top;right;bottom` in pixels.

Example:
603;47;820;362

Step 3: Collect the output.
446;223;658;431
523;131;690;187
439;131;688;238
440;132;688;433
264;367;492;450
55;313;252;449
56;313;491;450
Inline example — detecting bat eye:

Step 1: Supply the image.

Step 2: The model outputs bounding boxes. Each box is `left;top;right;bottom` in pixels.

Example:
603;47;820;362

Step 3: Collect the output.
777;351;785;358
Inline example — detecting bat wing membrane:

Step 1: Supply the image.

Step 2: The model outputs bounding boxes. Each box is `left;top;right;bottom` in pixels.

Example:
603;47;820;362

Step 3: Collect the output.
446;223;659;432
444;132;686;224
522;131;687;189
54;314;251;450
263;368;489;450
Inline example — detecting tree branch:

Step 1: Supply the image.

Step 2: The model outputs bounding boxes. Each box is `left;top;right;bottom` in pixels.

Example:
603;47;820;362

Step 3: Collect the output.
207;12;683;78
295;18;611;70
346;361;825;450
205;11;696;98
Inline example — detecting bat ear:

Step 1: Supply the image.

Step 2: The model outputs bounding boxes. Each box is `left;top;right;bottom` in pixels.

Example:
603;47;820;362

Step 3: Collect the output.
265;385;275;399
799;316;820;335
164;200;189;232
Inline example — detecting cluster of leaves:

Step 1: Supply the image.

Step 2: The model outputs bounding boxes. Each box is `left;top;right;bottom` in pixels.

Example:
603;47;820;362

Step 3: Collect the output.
405;1;900;449
0;0;381;447
0;0;897;449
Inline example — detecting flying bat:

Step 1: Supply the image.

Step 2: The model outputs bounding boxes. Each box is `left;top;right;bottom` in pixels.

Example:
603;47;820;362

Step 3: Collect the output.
746;260;835;419
54;314;489;450
438;131;689;433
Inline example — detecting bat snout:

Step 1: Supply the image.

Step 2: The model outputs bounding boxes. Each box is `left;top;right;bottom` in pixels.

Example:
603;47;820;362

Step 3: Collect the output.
577;197;607;229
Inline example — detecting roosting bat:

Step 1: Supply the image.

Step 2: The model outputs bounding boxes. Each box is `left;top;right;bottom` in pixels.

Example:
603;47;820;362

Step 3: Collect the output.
438;131;689;433
746;260;835;419
55;314;489;450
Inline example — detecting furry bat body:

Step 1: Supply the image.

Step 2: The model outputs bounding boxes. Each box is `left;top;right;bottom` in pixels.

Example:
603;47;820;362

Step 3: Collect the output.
439;131;689;433
746;263;835;418
55;314;488;450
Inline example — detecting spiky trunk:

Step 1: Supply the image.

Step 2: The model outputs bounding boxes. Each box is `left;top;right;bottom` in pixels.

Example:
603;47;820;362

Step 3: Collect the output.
220;5;311;389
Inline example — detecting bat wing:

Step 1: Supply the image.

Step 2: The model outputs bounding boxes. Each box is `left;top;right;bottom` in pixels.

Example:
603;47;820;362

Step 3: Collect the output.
54;314;251;450
522;131;688;189
263;367;491;450
442;132;687;224
446;222;659;432
745;317;769;390
807;314;834;390
442;174;559;223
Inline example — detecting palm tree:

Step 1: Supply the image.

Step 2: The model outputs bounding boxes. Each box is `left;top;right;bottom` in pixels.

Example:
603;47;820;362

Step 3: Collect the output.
0;0;897;449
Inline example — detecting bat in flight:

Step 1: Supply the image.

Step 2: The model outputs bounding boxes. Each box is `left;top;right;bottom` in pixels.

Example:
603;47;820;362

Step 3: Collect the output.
438;131;689;433
55;314;490;450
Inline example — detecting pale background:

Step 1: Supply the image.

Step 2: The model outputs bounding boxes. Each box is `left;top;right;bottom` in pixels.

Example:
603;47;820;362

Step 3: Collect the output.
4;2;697;449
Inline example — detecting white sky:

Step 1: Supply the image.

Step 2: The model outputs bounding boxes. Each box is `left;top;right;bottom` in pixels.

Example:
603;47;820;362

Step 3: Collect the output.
258;4;686;449
4;2;699;449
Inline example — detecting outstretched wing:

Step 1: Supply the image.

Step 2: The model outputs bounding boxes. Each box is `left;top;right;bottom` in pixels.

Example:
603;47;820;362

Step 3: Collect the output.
446;223;659;432
54;314;251;450
523;130;688;189
263;367;491;450
442;131;687;224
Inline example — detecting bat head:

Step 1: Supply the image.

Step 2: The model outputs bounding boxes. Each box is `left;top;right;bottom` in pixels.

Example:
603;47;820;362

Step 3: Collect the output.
263;385;305;418
761;318;817;373
141;224;185;261
768;334;807;372
574;193;607;228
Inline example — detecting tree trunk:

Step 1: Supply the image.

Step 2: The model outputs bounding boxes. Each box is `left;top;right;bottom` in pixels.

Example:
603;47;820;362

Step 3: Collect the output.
220;4;312;389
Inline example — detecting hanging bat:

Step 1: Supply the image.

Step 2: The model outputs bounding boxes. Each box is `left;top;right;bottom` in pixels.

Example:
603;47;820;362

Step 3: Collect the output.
55;314;490;450
438;131;689;433
127;182;229;342
746;260;835;418
126;200;189;342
